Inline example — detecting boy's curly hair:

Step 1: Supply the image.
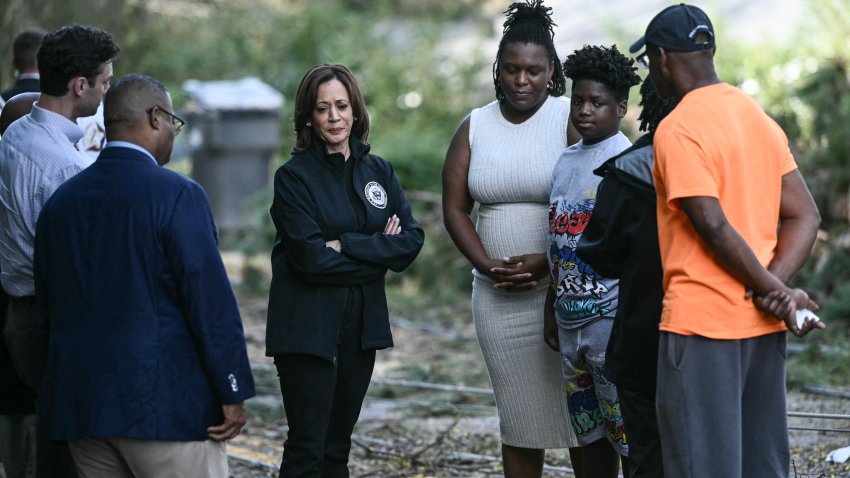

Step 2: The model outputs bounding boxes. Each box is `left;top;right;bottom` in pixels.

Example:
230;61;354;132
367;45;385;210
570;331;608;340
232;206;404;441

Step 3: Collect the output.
563;44;641;101
638;75;679;133
493;0;566;102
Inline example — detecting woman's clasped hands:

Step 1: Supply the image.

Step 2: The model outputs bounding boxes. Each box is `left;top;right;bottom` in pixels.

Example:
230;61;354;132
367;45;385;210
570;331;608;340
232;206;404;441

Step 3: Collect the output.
487;253;548;291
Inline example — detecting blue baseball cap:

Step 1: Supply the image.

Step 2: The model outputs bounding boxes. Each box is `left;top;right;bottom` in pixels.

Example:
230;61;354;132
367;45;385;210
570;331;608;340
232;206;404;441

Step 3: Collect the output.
630;3;715;54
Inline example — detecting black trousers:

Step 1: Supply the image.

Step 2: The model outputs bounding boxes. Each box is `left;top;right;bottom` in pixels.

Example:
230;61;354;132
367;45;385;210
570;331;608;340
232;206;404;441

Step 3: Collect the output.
618;385;663;478
274;311;375;478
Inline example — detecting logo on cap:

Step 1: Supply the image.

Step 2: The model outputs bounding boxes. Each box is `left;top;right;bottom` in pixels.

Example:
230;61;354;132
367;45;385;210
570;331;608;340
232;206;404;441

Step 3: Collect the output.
689;24;711;39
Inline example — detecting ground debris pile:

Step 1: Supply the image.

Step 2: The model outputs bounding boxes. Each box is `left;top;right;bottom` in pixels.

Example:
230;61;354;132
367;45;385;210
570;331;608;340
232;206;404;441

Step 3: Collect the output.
350;420;507;477
229;415;580;477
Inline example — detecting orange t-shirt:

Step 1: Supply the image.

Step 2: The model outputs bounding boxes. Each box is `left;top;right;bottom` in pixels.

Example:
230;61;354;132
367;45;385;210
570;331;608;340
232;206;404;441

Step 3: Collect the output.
652;83;797;339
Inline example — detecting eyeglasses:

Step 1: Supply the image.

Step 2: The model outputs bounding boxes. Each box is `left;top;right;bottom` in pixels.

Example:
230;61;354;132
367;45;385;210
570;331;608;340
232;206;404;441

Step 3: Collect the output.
147;106;186;135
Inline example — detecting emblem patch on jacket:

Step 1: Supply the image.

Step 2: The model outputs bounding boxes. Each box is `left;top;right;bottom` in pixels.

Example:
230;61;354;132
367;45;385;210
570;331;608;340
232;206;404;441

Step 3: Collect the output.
364;181;388;209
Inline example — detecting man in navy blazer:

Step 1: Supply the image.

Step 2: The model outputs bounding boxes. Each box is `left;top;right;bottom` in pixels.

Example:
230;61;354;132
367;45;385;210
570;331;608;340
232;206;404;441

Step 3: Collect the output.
1;28;45;102
33;74;255;475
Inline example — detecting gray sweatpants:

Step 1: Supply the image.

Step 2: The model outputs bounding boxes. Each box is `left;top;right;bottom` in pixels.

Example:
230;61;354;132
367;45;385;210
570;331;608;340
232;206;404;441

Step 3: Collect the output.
656;331;789;478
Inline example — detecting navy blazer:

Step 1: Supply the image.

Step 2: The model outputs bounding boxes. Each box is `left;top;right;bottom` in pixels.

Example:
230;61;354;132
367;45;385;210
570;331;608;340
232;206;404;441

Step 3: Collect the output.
1;77;40;102
34;146;255;441
266;139;424;362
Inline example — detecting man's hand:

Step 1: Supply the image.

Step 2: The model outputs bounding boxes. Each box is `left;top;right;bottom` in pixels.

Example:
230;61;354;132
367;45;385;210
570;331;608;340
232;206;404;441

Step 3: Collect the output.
207;402;247;441
785;288;825;337
753;289;795;321
754;288;824;337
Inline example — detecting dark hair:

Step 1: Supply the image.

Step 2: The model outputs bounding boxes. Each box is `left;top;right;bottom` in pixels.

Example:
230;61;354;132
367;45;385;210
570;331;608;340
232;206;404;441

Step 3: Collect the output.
493;0;566;102
37;25;119;96
292;64;370;154
104;73;168;136
563;44;641;101
637;75;678;133
12;27;46;71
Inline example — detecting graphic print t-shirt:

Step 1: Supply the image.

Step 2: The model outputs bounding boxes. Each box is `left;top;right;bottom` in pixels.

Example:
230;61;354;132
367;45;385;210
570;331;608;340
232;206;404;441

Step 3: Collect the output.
548;131;632;329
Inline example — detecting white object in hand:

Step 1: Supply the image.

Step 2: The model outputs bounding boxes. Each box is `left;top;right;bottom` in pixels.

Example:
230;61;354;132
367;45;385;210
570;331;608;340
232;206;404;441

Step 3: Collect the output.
826;445;850;463
795;308;821;329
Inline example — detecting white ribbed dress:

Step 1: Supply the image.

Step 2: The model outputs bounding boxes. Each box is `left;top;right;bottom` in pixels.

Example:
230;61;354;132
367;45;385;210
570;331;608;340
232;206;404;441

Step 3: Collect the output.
468;95;578;448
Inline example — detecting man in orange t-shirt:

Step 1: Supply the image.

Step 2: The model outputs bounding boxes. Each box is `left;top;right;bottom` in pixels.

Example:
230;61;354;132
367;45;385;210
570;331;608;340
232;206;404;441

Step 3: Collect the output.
632;4;823;477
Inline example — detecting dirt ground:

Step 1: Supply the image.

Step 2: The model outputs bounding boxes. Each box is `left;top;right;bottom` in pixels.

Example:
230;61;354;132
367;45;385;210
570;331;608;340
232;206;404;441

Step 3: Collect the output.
228;273;850;478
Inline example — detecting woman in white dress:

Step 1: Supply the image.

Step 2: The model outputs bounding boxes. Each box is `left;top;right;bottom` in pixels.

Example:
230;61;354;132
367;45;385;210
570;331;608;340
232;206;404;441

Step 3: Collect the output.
442;1;582;476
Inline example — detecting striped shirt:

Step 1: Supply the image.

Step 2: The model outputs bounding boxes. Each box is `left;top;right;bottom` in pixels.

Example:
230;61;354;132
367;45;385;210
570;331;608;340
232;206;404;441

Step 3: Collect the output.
0;103;87;297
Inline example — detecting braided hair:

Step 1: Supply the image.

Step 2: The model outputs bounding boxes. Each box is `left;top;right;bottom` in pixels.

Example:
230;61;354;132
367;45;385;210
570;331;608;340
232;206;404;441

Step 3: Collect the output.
637;75;679;133
493;0;566;102
562;44;641;101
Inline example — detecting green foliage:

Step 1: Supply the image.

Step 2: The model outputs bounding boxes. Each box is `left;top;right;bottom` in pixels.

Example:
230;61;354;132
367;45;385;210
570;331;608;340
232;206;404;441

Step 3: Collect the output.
787;328;850;388
793;242;850;316
793;60;850;216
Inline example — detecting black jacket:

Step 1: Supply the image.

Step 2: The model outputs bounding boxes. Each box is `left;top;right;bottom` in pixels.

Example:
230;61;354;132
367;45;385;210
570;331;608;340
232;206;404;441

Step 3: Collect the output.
1;77;40;102
266;138;424;362
576;134;663;393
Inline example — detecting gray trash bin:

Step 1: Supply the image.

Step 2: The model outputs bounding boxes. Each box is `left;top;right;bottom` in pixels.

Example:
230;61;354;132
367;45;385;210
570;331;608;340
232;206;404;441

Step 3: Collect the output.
183;77;284;233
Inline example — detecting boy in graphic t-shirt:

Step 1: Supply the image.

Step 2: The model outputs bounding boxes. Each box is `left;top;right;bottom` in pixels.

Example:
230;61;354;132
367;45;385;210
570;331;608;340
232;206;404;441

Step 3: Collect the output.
544;44;640;478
